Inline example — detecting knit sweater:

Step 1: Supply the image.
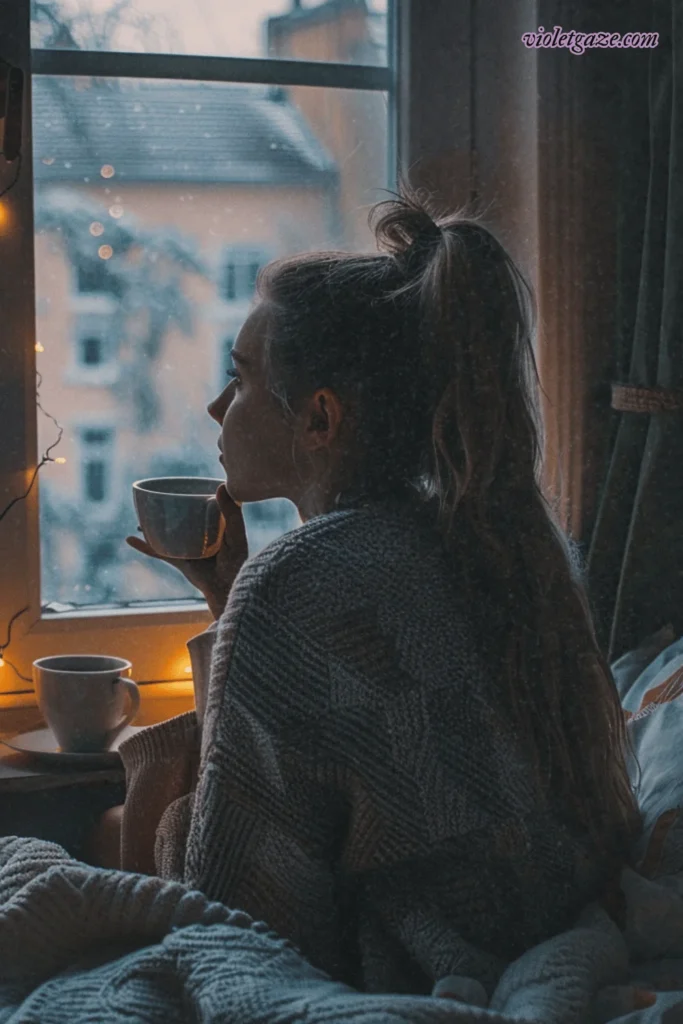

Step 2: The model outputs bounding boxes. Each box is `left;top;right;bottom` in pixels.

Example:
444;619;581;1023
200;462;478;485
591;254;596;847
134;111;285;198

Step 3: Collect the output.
119;494;610;997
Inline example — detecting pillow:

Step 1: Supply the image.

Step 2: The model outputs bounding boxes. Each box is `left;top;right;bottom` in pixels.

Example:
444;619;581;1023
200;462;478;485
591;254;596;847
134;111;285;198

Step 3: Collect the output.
612;626;683;878
611;623;677;706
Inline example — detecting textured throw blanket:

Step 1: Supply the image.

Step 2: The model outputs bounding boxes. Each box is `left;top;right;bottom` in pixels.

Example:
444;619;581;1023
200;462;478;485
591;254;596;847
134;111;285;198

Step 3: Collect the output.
2;835;683;1023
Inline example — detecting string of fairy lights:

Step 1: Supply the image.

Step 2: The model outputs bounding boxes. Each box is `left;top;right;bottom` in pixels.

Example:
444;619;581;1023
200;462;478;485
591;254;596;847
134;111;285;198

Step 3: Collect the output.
0;134;66;679
0;373;204;689
1;169;206;687
1;146;207;689
0;370;66;683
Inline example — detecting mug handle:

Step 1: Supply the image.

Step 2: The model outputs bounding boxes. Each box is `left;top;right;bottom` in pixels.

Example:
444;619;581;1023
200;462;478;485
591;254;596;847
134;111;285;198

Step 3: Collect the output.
202;497;225;558
106;677;140;745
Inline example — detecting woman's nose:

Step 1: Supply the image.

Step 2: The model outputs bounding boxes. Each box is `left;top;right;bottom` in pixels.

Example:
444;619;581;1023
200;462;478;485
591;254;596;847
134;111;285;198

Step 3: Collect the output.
207;385;230;425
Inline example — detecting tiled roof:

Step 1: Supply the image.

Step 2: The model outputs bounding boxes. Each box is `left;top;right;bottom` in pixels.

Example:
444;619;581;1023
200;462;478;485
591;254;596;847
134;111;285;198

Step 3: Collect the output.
32;77;337;185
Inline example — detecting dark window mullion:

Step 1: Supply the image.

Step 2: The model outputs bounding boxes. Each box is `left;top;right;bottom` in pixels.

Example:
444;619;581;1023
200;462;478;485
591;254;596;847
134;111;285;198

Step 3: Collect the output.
30;48;393;92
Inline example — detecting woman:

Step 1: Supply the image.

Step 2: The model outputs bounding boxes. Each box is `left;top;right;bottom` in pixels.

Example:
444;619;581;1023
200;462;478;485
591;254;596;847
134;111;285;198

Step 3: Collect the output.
110;187;641;997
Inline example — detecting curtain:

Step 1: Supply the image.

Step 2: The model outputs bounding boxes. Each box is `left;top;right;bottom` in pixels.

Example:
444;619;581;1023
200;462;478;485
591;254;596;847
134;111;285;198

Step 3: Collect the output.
586;0;683;662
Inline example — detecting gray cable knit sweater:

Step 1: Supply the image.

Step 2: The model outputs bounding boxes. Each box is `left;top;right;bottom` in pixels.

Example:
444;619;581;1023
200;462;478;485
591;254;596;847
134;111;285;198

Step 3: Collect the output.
119;495;610;997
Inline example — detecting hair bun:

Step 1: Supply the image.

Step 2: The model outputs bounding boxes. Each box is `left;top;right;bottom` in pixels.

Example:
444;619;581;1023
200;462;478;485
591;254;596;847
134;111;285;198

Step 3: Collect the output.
370;189;444;257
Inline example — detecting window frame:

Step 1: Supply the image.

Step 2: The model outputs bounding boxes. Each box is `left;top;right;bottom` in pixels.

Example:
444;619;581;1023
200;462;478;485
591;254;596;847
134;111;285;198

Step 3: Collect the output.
0;0;481;696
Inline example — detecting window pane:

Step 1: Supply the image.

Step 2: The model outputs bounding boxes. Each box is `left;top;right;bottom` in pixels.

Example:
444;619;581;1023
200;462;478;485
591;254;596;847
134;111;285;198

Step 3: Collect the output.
77;260;121;294
224;263;236;300
81;335;103;364
82;428;112;444
31;0;388;66
34;75;388;608
84;460;107;501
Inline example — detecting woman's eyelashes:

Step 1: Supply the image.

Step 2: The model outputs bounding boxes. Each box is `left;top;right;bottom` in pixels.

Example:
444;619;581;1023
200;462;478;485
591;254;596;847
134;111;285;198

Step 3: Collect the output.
226;368;242;387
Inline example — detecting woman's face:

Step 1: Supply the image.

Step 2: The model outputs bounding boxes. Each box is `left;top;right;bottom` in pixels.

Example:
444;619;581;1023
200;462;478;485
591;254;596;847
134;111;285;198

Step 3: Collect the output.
208;302;352;518
207;303;299;505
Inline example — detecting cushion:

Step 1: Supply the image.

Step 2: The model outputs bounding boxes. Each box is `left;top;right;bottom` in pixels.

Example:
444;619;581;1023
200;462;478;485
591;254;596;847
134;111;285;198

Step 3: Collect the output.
612;625;683;877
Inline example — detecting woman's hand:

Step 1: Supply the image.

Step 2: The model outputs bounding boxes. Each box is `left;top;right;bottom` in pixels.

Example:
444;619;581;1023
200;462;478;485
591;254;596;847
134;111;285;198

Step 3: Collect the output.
125;483;248;620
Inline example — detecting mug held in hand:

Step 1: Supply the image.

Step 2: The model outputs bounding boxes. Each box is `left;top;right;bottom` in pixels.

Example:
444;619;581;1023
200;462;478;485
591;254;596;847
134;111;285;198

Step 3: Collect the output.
132;477;226;560
32;655;140;754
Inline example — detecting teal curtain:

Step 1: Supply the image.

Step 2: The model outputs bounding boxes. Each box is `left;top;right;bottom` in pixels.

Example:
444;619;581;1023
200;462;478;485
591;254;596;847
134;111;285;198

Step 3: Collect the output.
586;0;683;662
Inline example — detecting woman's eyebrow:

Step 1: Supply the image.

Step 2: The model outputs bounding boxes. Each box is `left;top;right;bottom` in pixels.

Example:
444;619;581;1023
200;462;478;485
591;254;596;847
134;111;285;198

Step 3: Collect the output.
231;350;249;367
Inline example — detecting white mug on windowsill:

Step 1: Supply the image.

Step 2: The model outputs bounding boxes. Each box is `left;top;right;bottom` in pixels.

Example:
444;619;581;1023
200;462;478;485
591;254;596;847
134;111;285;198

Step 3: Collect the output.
33;654;140;753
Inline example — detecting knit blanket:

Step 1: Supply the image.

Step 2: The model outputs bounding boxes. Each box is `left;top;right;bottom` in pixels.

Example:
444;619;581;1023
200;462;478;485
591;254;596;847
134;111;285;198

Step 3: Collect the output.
1;836;683;1023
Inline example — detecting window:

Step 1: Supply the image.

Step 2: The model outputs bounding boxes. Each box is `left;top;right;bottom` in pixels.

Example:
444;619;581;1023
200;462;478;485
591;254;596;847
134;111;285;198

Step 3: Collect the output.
30;0;390;65
1;1;480;695
81;336;104;366
76;260;121;296
80;427;114;504
221;248;266;302
64;311;119;386
0;0;402;694
85;461;106;501
76;319;111;369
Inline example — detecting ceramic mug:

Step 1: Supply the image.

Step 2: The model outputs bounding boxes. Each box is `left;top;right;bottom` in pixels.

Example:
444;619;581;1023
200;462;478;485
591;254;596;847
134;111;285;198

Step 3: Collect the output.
132;477;225;560
32;655;140;753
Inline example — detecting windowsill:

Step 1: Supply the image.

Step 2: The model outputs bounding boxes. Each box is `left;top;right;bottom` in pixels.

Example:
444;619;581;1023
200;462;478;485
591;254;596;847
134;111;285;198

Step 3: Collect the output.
0;680;194;791
34;601;211;627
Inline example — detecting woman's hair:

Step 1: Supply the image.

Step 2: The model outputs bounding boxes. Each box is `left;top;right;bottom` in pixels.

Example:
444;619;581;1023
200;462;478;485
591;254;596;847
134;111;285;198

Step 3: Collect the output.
256;183;641;864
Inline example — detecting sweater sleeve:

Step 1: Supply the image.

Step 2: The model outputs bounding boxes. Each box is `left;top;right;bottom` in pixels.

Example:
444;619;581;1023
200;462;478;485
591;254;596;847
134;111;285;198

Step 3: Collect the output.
183;560;350;981
119;710;199;874
117;620;218;875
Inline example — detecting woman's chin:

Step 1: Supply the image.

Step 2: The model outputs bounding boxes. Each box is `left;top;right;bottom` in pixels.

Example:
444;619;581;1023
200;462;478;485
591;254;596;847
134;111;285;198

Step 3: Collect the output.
224;478;249;505
223;479;239;502
225;478;280;506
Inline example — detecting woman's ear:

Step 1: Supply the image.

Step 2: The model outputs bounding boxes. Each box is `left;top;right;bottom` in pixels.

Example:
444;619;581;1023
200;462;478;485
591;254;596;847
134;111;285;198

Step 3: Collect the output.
303;388;345;449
